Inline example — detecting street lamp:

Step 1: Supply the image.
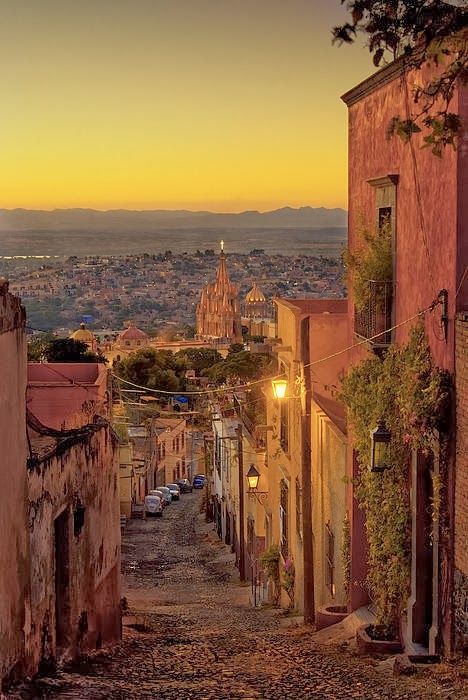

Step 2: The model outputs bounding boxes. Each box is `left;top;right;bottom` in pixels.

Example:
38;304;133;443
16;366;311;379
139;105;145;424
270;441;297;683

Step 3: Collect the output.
246;464;260;490
272;378;288;400
370;421;391;472
246;464;268;504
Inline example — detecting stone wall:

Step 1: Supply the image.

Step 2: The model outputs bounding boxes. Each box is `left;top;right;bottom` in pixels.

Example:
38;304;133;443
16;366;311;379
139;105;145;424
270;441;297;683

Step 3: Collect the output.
0;281;29;686
27;424;121;669
454;313;468;653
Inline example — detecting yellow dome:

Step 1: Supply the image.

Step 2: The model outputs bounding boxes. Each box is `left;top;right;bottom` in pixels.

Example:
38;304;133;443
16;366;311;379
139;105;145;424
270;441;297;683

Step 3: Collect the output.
245;282;266;303
70;323;95;342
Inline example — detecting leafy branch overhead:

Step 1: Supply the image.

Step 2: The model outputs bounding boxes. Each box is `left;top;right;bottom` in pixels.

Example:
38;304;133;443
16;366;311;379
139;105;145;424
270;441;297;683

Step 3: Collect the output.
334;1;468;155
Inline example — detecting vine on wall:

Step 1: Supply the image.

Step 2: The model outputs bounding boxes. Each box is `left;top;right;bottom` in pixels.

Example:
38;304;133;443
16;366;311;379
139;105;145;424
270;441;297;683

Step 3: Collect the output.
340;323;450;631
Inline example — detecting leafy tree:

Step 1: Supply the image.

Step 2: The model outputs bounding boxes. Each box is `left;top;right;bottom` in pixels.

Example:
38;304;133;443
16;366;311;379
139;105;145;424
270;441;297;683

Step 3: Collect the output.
228;343;245;355
204;351;274;382
175;347;223;373
333;1;468;154
115;347;187;392
27;332;56;361
43;338;107;363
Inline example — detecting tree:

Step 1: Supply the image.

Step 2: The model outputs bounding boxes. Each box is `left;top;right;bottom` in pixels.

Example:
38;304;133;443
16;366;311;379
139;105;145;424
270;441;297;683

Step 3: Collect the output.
115;347;187;392
43;338;107;363
27;332;57;361
228;343;245;355
175;347;223;373
333;1;468;154
203;351;274;382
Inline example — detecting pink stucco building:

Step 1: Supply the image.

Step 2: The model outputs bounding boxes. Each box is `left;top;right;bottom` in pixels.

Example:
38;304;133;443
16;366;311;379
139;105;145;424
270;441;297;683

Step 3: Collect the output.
342;55;467;655
0;280;29;686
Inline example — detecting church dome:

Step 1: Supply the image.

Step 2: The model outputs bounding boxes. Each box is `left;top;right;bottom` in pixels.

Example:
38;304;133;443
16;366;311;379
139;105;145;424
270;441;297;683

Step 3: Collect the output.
245;282;266;304
70;323;95;343
118;323;148;342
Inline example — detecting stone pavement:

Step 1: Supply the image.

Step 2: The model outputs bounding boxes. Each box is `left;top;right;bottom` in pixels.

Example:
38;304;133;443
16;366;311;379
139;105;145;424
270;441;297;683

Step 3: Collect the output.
10;493;467;700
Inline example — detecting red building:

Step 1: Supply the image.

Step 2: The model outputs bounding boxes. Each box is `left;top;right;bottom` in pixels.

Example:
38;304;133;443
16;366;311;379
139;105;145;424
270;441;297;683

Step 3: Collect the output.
342;55;467;655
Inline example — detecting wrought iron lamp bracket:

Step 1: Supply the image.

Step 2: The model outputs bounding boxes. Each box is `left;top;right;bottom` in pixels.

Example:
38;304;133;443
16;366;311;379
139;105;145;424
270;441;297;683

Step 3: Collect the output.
247;490;269;505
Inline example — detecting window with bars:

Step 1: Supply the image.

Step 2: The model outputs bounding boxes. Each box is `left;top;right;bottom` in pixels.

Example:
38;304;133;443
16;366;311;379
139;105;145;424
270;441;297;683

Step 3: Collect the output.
325;522;335;596
280;396;289;453
280;480;289;558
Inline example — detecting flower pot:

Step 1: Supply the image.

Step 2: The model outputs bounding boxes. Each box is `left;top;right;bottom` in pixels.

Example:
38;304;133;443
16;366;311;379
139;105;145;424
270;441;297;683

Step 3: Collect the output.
316;605;348;630
356;624;403;655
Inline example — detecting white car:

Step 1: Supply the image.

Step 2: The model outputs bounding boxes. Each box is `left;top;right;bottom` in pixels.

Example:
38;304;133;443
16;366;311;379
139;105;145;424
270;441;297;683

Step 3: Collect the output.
166;483;181;501
144;494;163;517
153;486;172;505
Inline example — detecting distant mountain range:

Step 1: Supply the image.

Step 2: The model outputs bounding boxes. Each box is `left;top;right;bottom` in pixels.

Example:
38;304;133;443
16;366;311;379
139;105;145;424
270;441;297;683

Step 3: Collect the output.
0;206;347;232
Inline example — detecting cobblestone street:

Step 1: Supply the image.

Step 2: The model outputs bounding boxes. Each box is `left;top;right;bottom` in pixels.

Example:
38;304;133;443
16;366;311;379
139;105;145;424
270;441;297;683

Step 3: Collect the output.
12;493;467;700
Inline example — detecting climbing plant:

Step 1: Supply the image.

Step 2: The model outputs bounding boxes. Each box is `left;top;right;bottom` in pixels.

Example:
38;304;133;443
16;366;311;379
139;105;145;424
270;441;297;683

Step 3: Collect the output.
340;322;450;632
342;219;393;311
260;544;281;605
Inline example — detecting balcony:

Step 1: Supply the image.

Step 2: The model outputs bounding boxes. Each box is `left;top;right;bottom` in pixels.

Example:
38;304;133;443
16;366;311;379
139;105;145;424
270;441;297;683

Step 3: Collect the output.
354;280;393;349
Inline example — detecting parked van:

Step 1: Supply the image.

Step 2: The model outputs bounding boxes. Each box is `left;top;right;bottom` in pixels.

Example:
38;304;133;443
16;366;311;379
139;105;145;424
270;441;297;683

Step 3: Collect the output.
144;494;163;517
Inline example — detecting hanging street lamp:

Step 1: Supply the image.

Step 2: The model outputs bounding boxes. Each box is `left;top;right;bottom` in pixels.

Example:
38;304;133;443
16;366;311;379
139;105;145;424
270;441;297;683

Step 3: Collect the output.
370;421;392;472
246;464;268;504
272;378;288;400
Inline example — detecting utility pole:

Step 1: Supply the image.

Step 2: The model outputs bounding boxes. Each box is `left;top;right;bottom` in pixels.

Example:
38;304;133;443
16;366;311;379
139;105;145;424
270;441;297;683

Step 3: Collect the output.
301;318;315;625
236;423;246;581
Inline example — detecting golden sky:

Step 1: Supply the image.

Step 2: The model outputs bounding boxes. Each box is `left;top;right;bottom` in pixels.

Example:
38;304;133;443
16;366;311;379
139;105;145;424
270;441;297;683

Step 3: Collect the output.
1;0;372;211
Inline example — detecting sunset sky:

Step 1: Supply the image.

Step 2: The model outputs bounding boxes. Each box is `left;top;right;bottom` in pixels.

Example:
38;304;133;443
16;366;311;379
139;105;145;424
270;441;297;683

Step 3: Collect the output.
1;1;373;211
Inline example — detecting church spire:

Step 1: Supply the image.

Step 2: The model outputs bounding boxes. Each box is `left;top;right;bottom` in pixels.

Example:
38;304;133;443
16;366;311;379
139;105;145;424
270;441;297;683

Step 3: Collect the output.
215;240;230;288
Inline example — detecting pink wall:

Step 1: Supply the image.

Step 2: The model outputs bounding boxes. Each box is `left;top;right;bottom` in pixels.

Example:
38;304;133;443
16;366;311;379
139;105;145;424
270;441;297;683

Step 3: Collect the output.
344;62;466;372
0;283;30;684
27;363;110;429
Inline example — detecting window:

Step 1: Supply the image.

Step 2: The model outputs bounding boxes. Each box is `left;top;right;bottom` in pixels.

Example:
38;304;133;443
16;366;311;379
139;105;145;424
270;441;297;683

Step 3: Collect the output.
176;461;180;479
295;478;302;539
325;521;335;596
280;400;289;453
280;480;289;558
181;432;185;449
378;206;392;230
182;457;186;475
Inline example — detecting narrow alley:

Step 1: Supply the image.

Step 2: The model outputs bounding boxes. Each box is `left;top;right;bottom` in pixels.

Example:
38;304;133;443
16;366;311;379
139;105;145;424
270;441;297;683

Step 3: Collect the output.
13;493;466;700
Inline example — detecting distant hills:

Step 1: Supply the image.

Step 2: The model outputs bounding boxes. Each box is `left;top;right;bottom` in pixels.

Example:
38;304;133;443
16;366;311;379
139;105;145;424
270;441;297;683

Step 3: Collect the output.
0;206;347;232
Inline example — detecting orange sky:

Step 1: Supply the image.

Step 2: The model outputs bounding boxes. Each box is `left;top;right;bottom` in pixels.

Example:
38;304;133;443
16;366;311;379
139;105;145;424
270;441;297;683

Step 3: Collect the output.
0;1;373;211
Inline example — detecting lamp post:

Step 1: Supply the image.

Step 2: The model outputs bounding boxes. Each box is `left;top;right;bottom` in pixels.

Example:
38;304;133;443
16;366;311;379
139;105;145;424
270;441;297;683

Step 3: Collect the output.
272;378;288;400
246;464;268;505
370;421;391;472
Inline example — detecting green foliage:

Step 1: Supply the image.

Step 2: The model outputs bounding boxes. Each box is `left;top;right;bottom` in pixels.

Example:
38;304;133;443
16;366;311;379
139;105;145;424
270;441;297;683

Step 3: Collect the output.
228;343;245;355
281;557;295;608
260;544;281;605
203;351;274;383
115;347;187;392
42;338;107;364
333;2;468;152
27;332;56;361
175;347;223;373
340;323;450;627
342;219;393;311
341;511;351;597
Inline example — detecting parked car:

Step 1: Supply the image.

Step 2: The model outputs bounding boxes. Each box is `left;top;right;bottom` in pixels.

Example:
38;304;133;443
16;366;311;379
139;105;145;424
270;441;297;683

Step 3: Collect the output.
194;474;206;483
153;486;172;505
193;476;205;489
176;478;193;493
144;495;163;517
166;483;181;501
148;489;167;508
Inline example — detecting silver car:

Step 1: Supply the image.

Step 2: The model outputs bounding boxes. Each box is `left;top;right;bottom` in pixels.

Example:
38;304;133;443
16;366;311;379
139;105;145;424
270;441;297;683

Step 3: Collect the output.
166;483;180;501
153;486;172;505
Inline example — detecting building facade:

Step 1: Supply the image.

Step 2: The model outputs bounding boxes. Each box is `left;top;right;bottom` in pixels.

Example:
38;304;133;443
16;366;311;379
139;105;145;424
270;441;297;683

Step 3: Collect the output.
342;55;467;655
196;245;242;344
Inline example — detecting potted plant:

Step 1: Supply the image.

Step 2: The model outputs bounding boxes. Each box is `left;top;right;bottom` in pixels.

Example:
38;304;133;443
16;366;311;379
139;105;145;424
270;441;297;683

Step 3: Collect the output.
281;557;295;609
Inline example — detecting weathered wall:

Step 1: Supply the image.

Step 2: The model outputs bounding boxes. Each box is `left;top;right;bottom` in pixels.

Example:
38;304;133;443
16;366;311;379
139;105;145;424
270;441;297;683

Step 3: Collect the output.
345;64;465;372
311;404;347;611
27;425;121;668
0;281;30;685
454;313;468;653
27;363;109;430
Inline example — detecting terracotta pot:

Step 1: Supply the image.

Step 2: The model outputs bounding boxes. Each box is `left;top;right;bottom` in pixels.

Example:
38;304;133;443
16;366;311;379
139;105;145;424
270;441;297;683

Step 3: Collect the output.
316;604;348;631
356;624;403;655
